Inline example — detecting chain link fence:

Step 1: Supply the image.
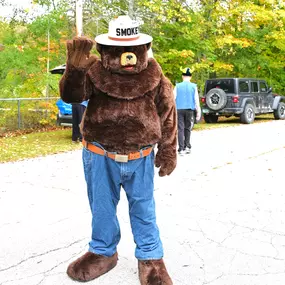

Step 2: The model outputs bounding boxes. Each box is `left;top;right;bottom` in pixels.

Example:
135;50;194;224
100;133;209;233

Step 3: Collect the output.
0;97;59;135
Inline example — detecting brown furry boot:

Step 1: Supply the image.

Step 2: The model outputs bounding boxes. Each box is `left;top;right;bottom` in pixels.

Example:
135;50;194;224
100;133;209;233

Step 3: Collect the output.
138;259;173;285
67;252;118;282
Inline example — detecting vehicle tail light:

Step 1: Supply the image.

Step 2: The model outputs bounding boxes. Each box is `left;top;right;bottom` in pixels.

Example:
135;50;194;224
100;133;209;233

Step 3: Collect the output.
232;95;239;103
201;97;206;103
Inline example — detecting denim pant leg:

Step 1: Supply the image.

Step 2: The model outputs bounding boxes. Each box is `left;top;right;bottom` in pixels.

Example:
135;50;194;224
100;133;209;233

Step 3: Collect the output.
82;147;121;257
122;151;164;260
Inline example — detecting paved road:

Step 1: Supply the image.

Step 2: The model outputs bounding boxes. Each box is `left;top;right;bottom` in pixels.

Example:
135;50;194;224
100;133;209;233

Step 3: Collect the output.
1;120;285;285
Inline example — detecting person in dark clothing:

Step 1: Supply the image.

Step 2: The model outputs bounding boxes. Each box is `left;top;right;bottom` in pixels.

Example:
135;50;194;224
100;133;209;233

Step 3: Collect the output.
71;101;88;142
174;68;201;155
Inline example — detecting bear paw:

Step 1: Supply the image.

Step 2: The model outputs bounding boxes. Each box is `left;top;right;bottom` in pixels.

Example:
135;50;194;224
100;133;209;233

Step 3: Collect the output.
138;259;173;285
67;251;118;282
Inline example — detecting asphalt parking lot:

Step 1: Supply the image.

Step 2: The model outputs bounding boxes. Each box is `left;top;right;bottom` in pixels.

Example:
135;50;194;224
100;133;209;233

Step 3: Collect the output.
0;120;285;285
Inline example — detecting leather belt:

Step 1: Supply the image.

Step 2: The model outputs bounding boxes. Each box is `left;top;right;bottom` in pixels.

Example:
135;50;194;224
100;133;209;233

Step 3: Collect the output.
82;139;153;163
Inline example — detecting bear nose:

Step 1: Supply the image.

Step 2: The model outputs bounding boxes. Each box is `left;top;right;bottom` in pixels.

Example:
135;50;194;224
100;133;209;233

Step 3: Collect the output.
126;55;133;60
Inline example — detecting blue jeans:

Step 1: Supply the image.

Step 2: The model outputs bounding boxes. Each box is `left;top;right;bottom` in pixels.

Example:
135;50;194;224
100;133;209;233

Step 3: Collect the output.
82;142;163;260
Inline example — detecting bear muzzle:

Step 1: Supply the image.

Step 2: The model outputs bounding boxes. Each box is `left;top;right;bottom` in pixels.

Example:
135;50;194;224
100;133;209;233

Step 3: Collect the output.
121;52;137;69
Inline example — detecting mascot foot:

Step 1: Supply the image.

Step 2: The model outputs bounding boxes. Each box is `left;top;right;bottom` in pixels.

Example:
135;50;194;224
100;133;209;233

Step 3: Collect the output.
67;252;118;282
138;259;173;285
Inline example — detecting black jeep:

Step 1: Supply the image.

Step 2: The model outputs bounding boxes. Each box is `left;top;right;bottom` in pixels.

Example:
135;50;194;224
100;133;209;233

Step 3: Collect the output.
201;78;285;124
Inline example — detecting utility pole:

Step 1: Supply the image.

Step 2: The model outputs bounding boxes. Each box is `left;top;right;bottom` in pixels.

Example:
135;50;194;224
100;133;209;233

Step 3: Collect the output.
76;0;83;36
129;0;134;18
47;29;50;74
46;10;50;99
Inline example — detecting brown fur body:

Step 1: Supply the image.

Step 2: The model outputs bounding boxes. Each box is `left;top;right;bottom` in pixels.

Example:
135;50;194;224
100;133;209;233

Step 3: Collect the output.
60;40;177;175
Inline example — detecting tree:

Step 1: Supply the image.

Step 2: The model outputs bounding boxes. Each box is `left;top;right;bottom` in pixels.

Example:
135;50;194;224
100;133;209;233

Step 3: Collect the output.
0;0;284;98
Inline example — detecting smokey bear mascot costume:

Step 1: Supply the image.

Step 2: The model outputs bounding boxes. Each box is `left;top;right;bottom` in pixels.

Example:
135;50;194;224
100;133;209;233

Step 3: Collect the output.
60;16;177;285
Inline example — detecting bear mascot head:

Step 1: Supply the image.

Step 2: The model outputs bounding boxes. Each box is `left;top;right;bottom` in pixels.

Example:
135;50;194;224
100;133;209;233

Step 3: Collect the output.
59;15;177;285
95;15;152;74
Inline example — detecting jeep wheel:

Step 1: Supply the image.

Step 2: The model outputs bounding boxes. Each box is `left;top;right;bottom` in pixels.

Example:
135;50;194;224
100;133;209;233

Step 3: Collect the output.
240;104;255;124
205;88;227;111
274;102;285;120
204;114;219;123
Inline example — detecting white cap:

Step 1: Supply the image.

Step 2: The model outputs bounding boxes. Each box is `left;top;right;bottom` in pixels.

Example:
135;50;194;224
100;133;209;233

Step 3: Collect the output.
95;15;153;46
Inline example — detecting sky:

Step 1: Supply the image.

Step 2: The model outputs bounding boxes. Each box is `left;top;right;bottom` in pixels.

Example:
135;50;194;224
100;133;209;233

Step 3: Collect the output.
1;0;35;18
7;0;32;5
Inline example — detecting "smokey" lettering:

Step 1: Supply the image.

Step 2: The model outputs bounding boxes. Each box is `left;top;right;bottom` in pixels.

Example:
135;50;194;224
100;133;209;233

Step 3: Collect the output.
116;27;139;36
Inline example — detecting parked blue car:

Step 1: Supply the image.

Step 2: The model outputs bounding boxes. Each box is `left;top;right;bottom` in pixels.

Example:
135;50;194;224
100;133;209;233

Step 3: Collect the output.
55;99;72;126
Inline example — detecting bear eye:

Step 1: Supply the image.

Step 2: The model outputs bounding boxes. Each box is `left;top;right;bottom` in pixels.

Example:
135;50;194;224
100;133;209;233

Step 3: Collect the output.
125;47;133;52
112;47;124;54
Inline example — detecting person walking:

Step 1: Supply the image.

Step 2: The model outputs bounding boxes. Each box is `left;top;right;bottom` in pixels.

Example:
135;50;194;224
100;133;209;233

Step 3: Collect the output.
174;67;201;155
71;100;88;143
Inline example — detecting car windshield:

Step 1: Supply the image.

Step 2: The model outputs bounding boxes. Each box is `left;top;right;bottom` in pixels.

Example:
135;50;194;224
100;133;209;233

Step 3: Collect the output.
205;79;235;94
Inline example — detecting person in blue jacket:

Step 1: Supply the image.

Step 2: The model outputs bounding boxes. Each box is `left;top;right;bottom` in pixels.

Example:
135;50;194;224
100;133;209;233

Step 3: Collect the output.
174;68;201;154
71;100;88;142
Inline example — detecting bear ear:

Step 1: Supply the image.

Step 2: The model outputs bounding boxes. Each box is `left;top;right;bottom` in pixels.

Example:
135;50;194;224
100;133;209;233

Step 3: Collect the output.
146;42;152;51
96;43;102;54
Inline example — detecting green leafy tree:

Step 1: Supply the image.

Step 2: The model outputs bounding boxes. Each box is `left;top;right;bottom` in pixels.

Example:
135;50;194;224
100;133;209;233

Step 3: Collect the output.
1;0;285;99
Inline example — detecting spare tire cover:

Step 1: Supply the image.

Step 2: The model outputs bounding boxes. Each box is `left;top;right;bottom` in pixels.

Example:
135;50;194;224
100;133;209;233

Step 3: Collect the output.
205;88;227;111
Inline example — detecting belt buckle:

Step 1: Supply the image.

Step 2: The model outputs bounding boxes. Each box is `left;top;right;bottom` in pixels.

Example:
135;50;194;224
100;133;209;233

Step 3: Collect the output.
115;154;129;163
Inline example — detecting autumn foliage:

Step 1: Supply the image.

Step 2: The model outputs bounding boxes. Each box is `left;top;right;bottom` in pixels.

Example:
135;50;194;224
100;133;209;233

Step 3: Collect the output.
0;0;284;96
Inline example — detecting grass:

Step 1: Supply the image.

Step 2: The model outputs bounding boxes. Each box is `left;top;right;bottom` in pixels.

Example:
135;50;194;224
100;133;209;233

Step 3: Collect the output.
0;114;275;163
0;127;82;163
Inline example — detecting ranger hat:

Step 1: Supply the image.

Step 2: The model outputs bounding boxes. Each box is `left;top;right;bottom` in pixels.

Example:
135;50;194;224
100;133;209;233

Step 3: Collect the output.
95;15;153;46
181;67;192;76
